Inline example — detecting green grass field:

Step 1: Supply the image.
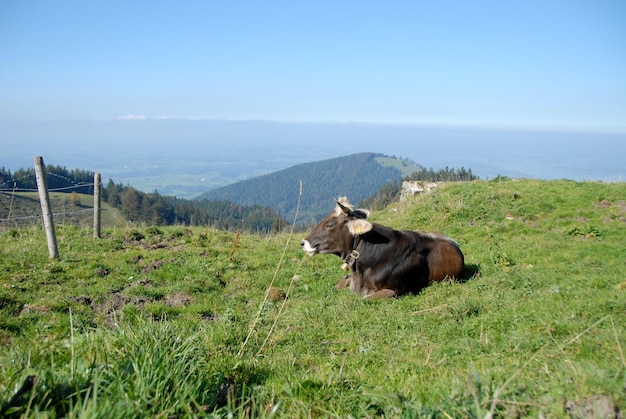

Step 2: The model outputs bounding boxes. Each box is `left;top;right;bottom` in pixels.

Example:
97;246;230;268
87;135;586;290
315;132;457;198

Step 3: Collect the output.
0;191;125;230
1;179;624;417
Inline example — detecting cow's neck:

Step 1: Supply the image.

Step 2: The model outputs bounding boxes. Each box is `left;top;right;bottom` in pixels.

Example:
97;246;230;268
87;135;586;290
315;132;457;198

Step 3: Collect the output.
341;236;365;271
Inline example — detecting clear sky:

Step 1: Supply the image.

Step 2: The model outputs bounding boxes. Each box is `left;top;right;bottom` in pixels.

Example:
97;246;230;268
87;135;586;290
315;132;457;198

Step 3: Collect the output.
1;0;625;131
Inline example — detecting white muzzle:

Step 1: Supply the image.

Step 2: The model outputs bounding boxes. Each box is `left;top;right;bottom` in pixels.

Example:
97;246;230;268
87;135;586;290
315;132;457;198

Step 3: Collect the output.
301;240;317;256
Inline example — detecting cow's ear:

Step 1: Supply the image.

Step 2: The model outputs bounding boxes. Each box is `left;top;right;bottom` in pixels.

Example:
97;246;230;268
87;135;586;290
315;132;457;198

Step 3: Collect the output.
347;219;373;235
352;209;370;219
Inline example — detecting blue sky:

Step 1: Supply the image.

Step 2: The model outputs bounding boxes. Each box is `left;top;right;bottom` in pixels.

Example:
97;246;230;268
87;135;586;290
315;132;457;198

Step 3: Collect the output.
1;0;625;131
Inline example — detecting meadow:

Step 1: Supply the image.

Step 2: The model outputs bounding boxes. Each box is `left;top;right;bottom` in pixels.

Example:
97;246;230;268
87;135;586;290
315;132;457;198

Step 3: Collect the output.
0;179;624;418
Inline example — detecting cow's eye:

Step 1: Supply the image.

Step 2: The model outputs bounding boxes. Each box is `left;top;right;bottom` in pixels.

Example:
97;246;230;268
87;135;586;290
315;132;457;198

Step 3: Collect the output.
325;221;335;229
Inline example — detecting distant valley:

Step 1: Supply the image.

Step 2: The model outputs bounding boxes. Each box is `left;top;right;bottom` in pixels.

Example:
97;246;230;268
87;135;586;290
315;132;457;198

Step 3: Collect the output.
2;119;624;200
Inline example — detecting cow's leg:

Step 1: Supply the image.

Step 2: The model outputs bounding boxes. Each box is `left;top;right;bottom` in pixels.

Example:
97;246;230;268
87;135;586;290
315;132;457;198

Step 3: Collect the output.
335;274;352;289
364;288;397;299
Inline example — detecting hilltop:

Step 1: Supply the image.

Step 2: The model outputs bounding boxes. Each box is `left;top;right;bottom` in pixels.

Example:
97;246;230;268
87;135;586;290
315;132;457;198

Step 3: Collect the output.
195;152;424;224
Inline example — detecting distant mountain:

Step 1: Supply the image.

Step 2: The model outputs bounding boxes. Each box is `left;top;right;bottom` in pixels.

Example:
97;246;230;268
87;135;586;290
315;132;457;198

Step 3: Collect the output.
195;153;421;225
4;121;623;200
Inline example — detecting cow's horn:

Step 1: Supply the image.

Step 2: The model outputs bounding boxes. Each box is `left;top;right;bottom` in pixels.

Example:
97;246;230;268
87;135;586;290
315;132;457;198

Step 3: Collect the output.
336;200;352;215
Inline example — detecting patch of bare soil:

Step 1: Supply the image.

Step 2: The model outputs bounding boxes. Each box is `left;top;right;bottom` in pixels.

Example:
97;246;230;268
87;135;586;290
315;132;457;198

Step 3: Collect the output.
72;279;193;326
123;233;181;250
129;278;152;287
93;293;153;326
73;279;155;326
141;260;166;274
615;200;626;223
165;292;193;307
267;287;286;302
597;200;626;223
564;395;622;419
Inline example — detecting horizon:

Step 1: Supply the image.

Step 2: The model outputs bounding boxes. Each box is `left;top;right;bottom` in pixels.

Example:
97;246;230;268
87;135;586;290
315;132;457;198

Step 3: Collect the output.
1;1;624;192
1;119;624;198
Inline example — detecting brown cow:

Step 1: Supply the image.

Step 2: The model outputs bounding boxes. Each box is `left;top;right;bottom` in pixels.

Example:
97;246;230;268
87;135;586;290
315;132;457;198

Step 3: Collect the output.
301;197;464;298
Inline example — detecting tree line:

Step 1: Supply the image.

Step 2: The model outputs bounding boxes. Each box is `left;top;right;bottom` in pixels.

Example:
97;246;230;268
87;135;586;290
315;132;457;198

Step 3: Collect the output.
0;166;286;232
1;165;96;194
407;165;477;182
1;159;480;230
104;180;286;232
359;165;480;210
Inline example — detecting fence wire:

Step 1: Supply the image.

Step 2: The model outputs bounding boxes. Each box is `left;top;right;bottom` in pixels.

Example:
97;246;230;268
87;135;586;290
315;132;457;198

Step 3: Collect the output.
1;170;97;229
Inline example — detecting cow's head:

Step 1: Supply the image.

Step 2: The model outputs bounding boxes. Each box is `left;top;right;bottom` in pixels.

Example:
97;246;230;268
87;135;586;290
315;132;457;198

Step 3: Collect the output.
301;197;372;257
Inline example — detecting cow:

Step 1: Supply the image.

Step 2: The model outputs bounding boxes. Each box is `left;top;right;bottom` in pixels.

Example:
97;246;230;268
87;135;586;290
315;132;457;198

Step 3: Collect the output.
301;197;465;298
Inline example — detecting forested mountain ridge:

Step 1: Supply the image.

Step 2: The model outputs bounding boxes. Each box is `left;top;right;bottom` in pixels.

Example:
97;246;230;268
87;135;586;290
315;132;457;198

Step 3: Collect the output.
1;154;476;230
195;153;411;224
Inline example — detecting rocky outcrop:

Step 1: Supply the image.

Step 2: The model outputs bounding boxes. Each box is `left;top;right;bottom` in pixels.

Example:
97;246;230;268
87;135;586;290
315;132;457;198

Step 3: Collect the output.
400;181;439;201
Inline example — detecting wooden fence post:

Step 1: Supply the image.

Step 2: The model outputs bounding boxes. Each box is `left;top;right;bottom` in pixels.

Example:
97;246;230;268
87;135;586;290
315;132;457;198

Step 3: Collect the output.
93;173;101;238
34;156;60;259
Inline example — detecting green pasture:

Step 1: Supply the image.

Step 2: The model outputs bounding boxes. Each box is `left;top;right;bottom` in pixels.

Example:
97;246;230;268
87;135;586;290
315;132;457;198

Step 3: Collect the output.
1;179;624;417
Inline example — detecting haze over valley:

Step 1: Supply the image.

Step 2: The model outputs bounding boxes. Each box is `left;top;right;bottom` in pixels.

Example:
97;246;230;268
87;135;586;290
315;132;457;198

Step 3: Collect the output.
2;119;624;199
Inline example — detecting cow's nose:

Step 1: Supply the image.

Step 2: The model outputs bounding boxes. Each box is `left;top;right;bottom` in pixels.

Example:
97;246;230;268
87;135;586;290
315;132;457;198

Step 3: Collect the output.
300;240;305;247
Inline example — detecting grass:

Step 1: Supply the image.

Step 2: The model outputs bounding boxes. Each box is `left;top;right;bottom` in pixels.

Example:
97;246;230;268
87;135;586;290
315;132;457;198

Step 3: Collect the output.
0;179;624;417
373;156;423;177
0;191;124;230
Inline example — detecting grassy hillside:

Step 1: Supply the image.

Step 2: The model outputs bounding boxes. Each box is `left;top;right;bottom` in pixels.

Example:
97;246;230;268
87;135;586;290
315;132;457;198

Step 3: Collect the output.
0;179;624;417
0;191;125;229
196;152;405;224
374;155;424;177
